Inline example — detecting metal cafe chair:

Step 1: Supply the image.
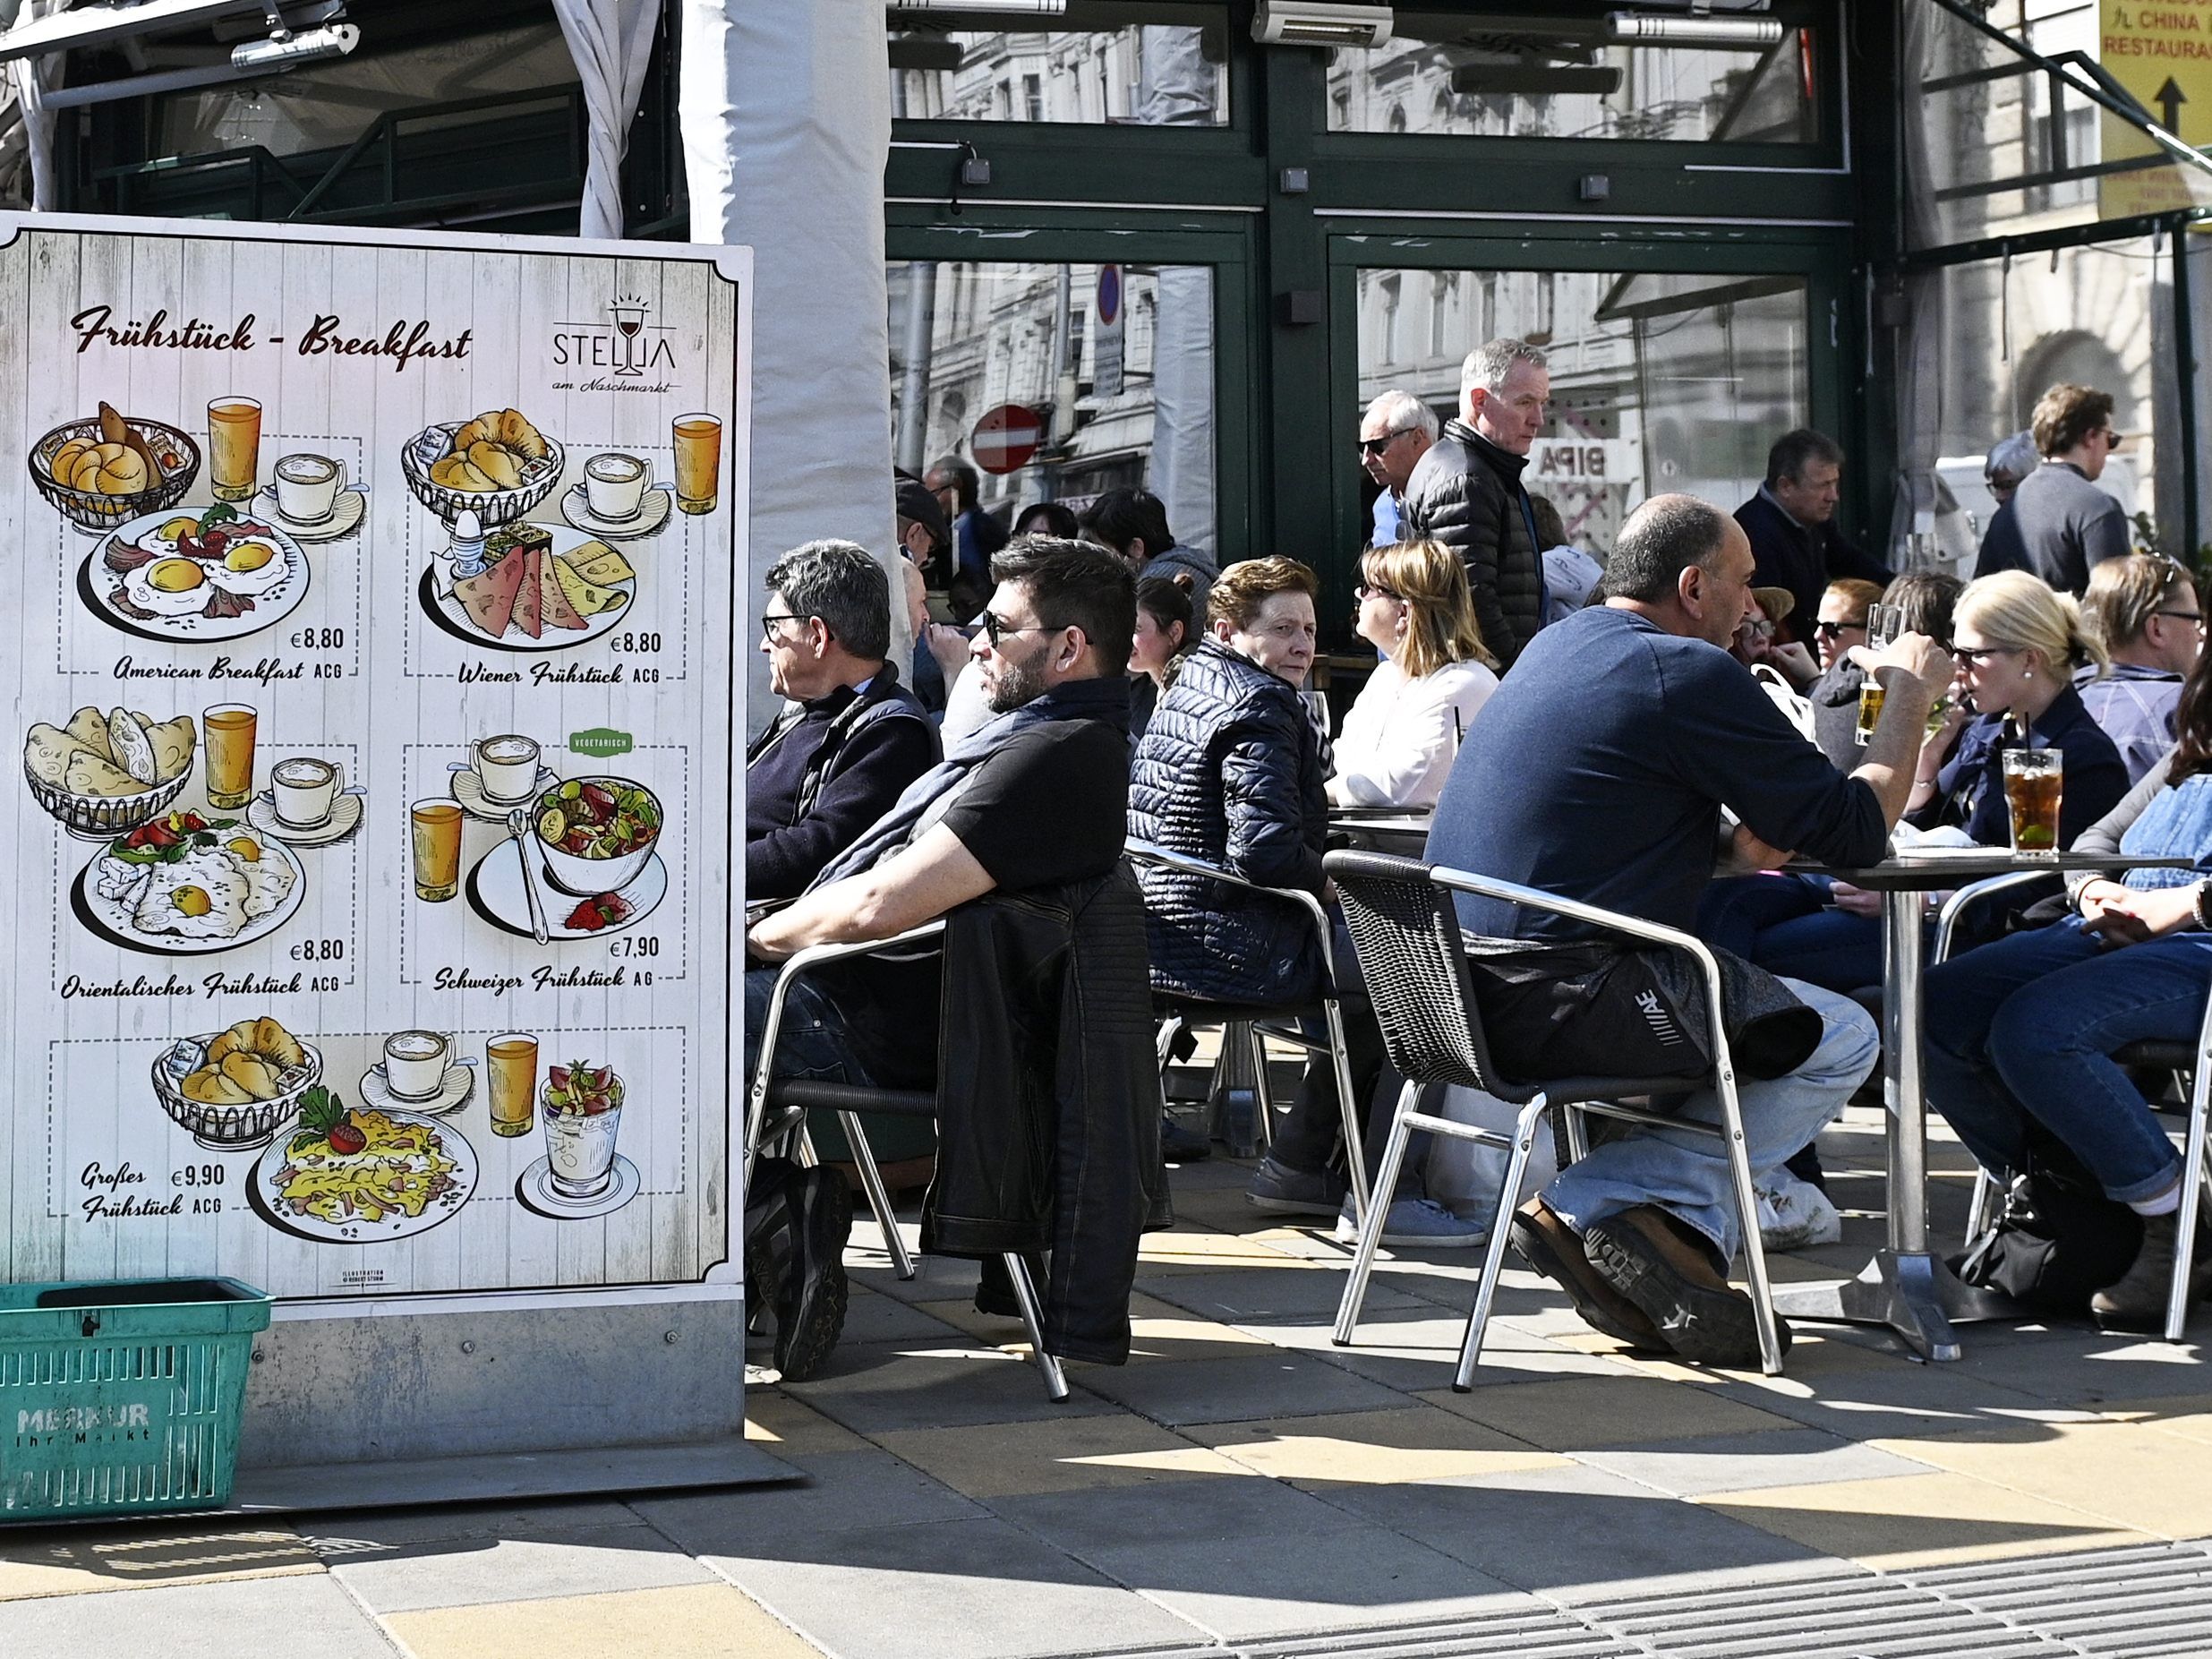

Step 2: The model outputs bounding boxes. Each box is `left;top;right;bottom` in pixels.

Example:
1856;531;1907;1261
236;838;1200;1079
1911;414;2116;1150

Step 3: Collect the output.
1324;850;1788;1384
744;921;1069;1401
1941;875;2211;1343
1124;837;1372;1226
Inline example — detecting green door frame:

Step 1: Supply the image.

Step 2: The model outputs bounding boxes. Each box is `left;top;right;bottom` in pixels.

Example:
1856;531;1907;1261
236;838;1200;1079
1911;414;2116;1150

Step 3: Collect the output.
884;207;1262;564
1313;224;1859;624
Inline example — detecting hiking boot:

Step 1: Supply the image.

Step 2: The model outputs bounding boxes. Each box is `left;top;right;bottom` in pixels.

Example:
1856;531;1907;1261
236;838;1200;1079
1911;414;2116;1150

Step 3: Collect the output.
769;1167;852;1382
1160;1114;1213;1163
1507;1196;1669;1353
1335;1195;1490;1250
1244;1154;1347;1219
2089;1210;2212;1333
1583;1205;1789;1367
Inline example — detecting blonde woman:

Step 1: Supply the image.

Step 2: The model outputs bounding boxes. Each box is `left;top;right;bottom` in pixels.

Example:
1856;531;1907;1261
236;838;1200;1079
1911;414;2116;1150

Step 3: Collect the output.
1908;569;2128;847
1326;539;1500;808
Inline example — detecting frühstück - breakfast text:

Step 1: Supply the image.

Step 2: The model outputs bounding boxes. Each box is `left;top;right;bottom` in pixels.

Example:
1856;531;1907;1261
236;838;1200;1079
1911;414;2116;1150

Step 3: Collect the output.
71;305;472;372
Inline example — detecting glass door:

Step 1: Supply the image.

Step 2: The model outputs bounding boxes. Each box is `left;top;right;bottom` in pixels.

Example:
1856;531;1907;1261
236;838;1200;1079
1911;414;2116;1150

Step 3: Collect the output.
1325;231;1851;629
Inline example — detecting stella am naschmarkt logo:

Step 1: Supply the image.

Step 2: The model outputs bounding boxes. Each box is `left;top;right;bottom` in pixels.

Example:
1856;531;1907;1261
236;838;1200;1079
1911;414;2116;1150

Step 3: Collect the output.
552;295;675;381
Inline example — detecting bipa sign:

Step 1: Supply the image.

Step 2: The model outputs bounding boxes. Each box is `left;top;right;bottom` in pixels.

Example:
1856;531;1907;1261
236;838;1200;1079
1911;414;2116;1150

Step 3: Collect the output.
1528;438;1637;488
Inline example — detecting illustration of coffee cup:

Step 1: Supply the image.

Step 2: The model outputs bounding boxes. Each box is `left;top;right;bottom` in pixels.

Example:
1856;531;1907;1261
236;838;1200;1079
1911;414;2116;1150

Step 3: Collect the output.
274;452;344;525
474;734;542;804
584;452;649;522
383;1030;449;1099
269;756;344;828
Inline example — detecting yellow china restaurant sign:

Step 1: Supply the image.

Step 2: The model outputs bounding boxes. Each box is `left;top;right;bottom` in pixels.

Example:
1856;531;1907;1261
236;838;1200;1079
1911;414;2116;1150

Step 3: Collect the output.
0;211;749;1308
2100;0;2212;218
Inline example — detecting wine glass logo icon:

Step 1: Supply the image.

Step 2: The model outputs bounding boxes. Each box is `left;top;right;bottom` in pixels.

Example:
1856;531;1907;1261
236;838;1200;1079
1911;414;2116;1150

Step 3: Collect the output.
611;300;647;376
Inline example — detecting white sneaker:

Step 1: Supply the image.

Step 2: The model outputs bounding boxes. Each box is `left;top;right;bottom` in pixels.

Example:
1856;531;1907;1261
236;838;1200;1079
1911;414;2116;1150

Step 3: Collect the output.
1333;1196;1491;1249
1754;1170;1843;1251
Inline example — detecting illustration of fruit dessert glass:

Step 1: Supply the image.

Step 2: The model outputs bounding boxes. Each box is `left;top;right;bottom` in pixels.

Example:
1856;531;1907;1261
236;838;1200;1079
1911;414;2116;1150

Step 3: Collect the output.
672;414;721;515
202;704;256;809
487;1032;537;1138
411;798;464;901
207;397;261;502
542;1060;623;1199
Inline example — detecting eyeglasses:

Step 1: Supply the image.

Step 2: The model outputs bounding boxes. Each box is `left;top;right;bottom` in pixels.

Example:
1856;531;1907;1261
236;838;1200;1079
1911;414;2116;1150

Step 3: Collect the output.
1356;429;1415;457
1354;582;1405;603
2154;608;2206;629
979;611;1071;648
1812;619;1868;639
1953;645;2024;666
760;612;807;637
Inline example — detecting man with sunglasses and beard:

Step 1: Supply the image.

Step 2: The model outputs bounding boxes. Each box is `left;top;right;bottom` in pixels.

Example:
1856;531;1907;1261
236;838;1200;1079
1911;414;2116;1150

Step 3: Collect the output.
742;536;1140;1380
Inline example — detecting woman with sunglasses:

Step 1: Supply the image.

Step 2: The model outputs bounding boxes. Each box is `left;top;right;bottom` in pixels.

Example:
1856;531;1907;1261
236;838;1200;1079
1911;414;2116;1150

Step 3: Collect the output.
1326;539;1499;809
1924;637;2212;1330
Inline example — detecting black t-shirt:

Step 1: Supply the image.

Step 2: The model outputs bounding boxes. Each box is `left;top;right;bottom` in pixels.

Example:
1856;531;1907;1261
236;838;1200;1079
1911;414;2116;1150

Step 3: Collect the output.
936;720;1131;890
830;715;1131;1085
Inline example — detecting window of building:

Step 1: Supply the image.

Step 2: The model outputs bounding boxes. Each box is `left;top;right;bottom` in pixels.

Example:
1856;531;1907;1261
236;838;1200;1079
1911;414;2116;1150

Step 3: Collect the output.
1379;273;1402;363
1324;20;1821;144
888;260;1218;556
1358;265;1810;554
887;8;1229;126
1429;273;1452;361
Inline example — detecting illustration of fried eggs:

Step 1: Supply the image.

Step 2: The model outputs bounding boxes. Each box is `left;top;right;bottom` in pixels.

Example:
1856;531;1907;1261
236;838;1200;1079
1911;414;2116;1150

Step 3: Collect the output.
123;556;212;617
115;843;295;941
216;536;288;596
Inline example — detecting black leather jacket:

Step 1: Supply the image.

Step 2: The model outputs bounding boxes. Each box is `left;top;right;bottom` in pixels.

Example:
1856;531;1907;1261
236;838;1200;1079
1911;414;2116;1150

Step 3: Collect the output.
925;865;1173;1366
1401;421;1544;669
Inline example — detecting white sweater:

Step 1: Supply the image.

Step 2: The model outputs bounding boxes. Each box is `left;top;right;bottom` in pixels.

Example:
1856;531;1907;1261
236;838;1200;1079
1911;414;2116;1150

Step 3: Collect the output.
1326;656;1499;808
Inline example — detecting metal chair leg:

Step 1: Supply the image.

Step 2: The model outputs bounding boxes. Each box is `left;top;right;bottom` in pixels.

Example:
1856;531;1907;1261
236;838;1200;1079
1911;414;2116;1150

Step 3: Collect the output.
1003;1252;1070;1401
1246;1022;1276;1153
1561;1101;1591;1164
837;1110;916;1281
1712;1058;1786;1376
1324;997;1371;1227
2167;1052;2212;1342
1454;1100;1550;1391
1333;1081;1418;1346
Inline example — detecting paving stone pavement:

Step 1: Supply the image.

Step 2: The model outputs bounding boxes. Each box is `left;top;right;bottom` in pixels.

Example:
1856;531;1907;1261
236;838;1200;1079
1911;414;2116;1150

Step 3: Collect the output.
3;1110;2208;1658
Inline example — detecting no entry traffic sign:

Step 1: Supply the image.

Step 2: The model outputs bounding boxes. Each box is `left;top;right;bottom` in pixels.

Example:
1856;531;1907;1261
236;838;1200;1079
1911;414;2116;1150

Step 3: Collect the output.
972;402;1044;475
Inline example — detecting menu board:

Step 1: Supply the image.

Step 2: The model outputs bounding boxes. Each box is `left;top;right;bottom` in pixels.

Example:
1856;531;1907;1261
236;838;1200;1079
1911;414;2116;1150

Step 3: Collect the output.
0;212;748;1308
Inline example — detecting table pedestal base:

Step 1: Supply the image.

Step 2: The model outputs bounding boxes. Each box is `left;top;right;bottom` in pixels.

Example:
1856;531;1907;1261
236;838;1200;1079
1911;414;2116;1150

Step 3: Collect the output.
1773;1248;2019;1362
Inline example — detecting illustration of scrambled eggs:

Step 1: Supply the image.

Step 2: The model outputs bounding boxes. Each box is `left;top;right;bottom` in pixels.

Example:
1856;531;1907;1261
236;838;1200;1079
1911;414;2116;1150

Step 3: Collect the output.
278;1108;457;1223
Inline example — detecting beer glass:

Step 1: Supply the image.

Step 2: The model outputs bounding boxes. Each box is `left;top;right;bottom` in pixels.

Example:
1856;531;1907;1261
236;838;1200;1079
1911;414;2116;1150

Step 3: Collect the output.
671;413;722;515
487;1033;538;1138
1854;604;1898;745
201;705;257;809
207;397;262;502
411;799;464;901
2003;748;2063;858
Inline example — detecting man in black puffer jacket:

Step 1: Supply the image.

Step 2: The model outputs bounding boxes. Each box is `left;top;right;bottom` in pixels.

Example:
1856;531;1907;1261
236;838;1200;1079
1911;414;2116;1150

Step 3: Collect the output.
1401;337;1551;670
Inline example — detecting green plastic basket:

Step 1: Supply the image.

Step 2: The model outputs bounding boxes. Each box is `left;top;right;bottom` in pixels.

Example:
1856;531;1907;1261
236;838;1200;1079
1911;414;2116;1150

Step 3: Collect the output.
0;1277;271;1519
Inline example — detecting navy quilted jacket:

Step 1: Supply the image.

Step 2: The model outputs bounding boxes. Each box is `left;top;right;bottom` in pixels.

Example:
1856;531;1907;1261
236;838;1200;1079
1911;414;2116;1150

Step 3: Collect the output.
1128;638;1328;1005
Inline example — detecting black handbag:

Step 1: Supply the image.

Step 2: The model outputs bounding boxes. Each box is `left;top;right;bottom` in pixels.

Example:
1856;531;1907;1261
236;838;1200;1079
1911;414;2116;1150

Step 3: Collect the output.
1953;1133;2142;1313
1461;938;1823;1086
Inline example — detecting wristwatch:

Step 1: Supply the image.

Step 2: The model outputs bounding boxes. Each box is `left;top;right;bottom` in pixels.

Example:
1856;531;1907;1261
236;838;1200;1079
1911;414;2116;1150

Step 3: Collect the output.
2193;879;2212;931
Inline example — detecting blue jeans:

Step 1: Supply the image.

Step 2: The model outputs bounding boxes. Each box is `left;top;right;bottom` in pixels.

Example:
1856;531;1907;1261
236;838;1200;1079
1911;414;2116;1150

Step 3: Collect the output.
1542;979;1877;1260
1924;919;2204;1202
743;964;875;1090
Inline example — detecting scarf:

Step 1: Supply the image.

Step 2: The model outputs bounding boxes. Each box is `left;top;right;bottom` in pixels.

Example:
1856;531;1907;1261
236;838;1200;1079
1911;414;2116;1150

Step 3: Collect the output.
807;674;1130;891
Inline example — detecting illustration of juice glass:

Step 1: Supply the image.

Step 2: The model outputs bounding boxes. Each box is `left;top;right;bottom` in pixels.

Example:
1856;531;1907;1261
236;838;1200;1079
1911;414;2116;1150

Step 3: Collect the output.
207;397;262;502
487;1033;538;1138
202;705;256;809
672;413;721;515
411;799;464;902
